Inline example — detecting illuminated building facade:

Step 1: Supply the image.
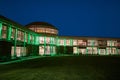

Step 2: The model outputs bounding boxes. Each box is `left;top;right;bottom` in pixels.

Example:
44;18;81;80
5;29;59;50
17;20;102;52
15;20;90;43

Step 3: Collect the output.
0;15;120;61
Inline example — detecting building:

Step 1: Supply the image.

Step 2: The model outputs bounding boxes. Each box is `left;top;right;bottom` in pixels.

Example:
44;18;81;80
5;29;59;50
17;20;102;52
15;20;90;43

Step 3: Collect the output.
0;15;120;61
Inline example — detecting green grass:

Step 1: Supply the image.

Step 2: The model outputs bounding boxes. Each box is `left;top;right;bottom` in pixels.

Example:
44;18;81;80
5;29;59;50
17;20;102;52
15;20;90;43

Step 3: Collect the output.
0;55;120;80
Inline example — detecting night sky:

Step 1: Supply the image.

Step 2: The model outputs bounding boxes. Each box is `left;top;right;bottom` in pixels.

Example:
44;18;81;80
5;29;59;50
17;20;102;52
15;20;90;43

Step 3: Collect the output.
0;0;120;38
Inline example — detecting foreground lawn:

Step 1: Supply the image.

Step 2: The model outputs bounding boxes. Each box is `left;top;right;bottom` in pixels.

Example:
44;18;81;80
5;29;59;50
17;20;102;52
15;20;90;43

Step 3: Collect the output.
0;56;120;80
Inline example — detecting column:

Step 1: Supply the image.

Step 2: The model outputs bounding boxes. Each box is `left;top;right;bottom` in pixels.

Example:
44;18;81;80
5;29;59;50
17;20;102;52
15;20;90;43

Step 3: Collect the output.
44;36;46;55
64;39;66;54
13;28;17;58
23;32;26;57
0;22;2;39
7;25;12;41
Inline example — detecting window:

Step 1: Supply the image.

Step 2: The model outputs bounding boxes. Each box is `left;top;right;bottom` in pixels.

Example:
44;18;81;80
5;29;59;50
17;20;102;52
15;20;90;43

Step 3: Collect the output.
111;41;117;46
87;40;93;46
73;40;77;45
11;28;15;40
79;49;86;54
93;47;98;54
73;47;78;54
46;37;50;44
93;40;98;46
87;47;92;54
39;46;44;55
117;41;120;46
21;31;24;41
17;30;21;40
59;39;64;45
51;37;55;44
66;39;70;46
78;40;86;46
2;25;7;39
98;40;107;46
99;49;106;55
107;40;111;46
39;37;44;44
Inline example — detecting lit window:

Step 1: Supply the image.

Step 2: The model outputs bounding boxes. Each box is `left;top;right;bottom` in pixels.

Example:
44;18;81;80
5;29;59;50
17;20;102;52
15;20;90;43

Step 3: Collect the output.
39;37;44;44
87;40;93;46
93;40;98;46
11;28;15;40
78;40;86;46
2;25;7;39
46;37;50;44
107;40;111;46
59;39;64;45
99;49;106;55
66;39;70;45
17;30;21;40
87;47;92;54
93;47;98;54
73;40;77;45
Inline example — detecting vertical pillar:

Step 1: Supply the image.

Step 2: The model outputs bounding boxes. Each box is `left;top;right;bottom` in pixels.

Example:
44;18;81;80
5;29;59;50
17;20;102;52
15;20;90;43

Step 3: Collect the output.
86;40;88;54
92;40;94;54
97;48;100;55
56;36;59;54
13;28;17;58
0;22;2;39
23;32;26;57
28;34;30;44
110;40;112;55
64;39;66;54
7;25;12;41
44;36;46;55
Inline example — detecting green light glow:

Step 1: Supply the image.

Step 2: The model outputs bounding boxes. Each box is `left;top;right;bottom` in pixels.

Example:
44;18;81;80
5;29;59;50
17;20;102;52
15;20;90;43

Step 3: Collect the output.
28;34;30;44
7;25;11;40
13;28;17;58
64;39;66;54
44;36;46;55
0;22;2;39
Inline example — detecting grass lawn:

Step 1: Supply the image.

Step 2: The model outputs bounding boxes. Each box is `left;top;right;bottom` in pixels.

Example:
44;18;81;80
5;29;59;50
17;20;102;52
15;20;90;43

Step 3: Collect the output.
0;55;120;80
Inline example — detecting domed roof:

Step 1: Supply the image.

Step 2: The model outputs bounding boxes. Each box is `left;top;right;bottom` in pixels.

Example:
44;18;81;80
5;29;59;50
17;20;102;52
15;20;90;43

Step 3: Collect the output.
25;22;58;30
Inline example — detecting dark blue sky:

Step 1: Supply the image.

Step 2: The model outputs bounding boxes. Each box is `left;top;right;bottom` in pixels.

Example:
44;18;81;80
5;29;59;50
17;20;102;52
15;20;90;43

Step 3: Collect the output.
0;0;120;37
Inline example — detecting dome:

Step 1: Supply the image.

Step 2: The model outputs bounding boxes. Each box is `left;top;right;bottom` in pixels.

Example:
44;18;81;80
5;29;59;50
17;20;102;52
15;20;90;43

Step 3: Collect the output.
25;22;58;35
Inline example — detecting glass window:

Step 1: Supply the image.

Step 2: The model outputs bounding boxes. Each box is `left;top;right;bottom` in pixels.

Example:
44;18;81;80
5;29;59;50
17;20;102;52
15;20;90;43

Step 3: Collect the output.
93;40;98;46
99;49;106;55
98;40;107;46
78;40;86;46
66;39;70;46
46;37;50;44
73;40;77;45
17;30;21;40
106;47;112;54
39;46;44;55
87;40;93;46
39;37;44;44
79;49;86;54
93;47;98;54
2;25;7;39
21;31;24;41
59;39;64;45
111;41;117;46
11;28;15;40
107;40;111;46
73;47;78;54
117;40;120;47
87;47;92;54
